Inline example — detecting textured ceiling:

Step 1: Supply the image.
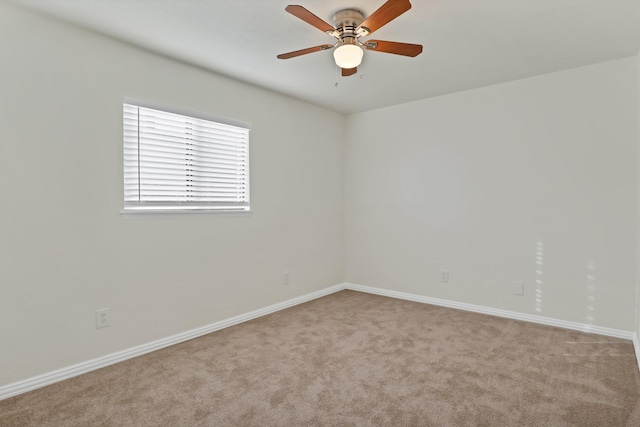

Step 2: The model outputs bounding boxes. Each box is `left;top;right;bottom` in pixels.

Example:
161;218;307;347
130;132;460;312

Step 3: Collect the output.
13;0;640;114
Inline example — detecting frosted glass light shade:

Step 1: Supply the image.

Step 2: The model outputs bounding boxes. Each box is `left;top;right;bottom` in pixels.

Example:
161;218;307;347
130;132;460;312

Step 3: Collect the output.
333;44;364;69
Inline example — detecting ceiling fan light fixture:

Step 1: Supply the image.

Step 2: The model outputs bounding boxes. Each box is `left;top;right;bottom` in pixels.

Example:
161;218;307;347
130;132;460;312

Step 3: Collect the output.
333;43;363;69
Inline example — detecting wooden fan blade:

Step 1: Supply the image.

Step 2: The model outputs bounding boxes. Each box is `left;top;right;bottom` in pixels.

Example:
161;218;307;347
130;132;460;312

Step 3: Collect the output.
277;44;333;59
357;0;412;35
342;67;357;77
364;40;423;57
285;5;336;33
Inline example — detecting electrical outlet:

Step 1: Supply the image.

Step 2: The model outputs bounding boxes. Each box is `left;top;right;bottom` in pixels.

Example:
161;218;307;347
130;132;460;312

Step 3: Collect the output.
283;271;290;286
512;281;525;296
440;270;449;283
96;308;110;329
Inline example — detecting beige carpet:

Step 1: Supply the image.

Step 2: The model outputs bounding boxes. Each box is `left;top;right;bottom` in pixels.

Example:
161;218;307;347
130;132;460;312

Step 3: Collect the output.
1;290;639;426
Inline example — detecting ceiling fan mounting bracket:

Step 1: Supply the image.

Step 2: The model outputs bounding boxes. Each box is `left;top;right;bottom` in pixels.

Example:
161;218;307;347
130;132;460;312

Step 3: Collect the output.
332;9;367;41
332;9;364;29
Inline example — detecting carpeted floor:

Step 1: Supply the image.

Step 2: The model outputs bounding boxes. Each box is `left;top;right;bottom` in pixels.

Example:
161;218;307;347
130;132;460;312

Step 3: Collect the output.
1;290;639;426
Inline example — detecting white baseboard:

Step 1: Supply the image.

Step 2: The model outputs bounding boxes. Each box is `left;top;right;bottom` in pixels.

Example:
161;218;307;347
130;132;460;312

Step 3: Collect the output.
0;284;345;401
344;283;635;340
2;282;637;400
634;333;640;373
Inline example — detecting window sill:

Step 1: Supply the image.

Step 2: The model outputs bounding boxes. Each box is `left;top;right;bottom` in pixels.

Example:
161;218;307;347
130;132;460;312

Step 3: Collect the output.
120;209;252;218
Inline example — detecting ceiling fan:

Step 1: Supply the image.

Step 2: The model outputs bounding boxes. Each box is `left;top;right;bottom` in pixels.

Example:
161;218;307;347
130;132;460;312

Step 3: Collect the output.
277;0;423;77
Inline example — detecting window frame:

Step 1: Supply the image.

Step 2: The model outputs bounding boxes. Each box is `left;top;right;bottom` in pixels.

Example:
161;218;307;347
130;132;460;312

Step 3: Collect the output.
122;99;251;215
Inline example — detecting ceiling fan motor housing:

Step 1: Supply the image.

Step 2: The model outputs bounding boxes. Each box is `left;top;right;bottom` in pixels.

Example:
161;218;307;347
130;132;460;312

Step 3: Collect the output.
332;9;366;45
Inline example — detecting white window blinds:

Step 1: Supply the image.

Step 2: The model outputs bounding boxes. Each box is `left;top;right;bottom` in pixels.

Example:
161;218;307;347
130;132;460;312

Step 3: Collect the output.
123;103;250;212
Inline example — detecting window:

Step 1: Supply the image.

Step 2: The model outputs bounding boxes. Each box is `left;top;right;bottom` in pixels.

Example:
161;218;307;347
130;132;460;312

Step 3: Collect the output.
123;102;250;212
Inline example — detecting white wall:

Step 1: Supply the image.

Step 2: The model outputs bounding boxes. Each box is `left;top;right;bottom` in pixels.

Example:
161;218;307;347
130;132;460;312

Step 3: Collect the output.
2;1;639;392
345;58;638;331
0;3;345;386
